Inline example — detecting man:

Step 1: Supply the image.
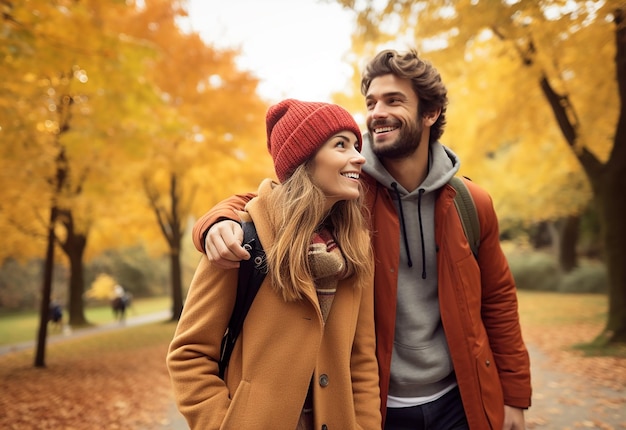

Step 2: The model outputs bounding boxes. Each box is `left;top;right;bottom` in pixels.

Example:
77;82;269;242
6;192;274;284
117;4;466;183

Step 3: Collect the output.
192;49;531;429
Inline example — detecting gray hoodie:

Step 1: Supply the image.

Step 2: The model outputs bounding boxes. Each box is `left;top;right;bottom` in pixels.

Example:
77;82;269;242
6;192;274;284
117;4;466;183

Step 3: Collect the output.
361;133;461;398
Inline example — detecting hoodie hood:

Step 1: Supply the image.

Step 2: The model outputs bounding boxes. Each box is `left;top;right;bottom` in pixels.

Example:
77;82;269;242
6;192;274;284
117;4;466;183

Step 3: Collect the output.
361;132;460;195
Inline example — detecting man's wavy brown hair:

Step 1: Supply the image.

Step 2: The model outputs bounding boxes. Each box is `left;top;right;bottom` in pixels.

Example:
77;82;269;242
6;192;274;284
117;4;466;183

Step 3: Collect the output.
361;49;448;144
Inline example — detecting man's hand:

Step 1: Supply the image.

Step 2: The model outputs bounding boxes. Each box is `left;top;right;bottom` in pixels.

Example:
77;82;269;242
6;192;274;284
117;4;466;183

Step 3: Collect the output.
204;220;249;269
502;405;525;429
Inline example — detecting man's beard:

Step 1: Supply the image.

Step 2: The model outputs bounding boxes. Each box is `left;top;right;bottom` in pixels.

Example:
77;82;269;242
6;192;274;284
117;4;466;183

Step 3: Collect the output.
371;119;423;160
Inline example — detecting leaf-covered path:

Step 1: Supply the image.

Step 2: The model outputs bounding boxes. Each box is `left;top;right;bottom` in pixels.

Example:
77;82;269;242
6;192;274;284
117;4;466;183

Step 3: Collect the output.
525;343;625;429
158;317;626;430
1;300;624;429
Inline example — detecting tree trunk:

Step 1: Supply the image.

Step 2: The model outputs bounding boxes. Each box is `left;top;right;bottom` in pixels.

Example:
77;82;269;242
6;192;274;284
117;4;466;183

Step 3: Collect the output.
35;146;68;367
559;215;579;273
536;6;626;343
168;173;184;321
34;205;58;368
547;220;560;257
170;245;184;321
145;171;186;321
66;243;88;326
58;208;89;327
598;177;626;342
593;7;626;343
529;221;552;249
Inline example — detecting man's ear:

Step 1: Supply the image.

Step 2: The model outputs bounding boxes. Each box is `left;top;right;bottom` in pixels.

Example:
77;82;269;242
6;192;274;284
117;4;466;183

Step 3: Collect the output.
422;109;441;126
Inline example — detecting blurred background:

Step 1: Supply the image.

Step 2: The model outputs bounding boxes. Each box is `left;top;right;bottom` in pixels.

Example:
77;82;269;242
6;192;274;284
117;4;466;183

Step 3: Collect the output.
1;0;624;382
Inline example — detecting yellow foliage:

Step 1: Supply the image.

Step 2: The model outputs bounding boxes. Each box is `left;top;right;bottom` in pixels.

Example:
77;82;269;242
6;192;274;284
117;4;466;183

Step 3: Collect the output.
336;0;619;225
0;0;273;266
85;273;118;300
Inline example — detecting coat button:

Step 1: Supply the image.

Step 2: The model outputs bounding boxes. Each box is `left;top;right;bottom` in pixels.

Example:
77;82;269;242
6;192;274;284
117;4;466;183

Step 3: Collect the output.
485;360;491;367
319;374;329;387
321;425;328;430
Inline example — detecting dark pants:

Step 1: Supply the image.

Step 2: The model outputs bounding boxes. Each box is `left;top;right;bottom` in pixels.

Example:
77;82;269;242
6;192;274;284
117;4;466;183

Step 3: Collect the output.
384;385;469;430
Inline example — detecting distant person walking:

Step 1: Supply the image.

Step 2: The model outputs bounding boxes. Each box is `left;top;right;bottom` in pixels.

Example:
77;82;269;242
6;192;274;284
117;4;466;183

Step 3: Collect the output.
48;300;63;331
111;284;130;323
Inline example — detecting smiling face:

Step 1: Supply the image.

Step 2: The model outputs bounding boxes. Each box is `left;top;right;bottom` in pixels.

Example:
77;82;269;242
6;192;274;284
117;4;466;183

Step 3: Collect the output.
364;74;425;159
309;130;365;211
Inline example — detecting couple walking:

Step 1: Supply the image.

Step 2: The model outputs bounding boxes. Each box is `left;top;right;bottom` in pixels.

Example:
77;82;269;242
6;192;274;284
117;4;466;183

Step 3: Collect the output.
167;48;531;430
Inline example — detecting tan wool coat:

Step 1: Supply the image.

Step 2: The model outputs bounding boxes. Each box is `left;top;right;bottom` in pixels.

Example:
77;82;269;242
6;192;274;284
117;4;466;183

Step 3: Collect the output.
167;179;381;430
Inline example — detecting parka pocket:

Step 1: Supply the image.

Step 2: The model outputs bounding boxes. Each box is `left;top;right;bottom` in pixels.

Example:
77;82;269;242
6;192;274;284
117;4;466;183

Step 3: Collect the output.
475;342;504;430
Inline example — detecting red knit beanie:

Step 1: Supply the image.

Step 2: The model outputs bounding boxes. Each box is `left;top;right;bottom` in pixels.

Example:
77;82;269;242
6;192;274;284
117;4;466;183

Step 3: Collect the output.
266;99;362;182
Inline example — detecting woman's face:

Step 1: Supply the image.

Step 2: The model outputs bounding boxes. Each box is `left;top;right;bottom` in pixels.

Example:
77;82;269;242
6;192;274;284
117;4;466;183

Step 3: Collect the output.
309;130;365;211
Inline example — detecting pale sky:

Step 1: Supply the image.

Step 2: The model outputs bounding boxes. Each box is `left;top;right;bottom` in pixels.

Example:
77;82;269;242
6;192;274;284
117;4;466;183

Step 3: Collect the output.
184;0;357;103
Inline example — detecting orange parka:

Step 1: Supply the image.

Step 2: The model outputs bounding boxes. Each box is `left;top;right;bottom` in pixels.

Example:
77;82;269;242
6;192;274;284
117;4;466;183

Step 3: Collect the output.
361;173;531;429
170;179;381;430
192;174;532;430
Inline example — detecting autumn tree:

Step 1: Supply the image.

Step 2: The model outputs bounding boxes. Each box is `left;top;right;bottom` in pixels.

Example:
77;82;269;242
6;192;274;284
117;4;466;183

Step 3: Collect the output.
336;0;625;343
0;0;166;343
1;0;273;344
116;0;272;320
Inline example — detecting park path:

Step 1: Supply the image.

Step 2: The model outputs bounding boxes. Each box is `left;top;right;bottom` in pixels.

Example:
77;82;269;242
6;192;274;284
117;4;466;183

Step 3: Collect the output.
524;344;625;429
2;312;623;429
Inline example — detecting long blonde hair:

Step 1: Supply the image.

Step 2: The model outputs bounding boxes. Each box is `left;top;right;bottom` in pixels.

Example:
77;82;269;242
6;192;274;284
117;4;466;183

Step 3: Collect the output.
265;164;373;302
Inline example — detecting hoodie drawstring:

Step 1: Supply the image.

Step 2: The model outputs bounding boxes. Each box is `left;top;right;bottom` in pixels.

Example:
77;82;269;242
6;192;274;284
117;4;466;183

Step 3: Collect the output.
391;182;413;268
391;183;428;278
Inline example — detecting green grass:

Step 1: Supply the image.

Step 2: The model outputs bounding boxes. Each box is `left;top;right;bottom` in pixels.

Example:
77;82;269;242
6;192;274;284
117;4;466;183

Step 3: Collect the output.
46;320;179;359
516;290;608;326
2;292;623;358
573;333;626;357
517;290;626;357
0;296;172;346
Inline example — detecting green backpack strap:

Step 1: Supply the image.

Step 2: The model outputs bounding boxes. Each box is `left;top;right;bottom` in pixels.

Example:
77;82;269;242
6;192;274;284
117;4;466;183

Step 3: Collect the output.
449;176;480;258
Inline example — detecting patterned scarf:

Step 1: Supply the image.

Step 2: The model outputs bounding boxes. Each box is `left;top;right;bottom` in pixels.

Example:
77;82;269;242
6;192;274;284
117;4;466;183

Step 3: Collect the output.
297;228;350;430
308;228;349;324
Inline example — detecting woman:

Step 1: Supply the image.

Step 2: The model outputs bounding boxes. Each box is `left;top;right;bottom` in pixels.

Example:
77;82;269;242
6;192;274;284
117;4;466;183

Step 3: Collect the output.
166;99;381;430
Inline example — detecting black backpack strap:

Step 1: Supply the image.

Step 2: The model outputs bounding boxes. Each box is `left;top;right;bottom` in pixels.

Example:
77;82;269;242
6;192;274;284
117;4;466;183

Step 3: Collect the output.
218;221;266;379
449;176;480;258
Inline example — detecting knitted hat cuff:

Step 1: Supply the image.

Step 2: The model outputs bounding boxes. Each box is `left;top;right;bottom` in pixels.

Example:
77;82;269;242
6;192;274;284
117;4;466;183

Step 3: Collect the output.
266;99;362;182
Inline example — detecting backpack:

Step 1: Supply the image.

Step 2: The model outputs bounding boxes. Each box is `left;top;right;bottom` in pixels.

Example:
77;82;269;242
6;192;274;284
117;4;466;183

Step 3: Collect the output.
449;176;480;258
218;221;267;379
